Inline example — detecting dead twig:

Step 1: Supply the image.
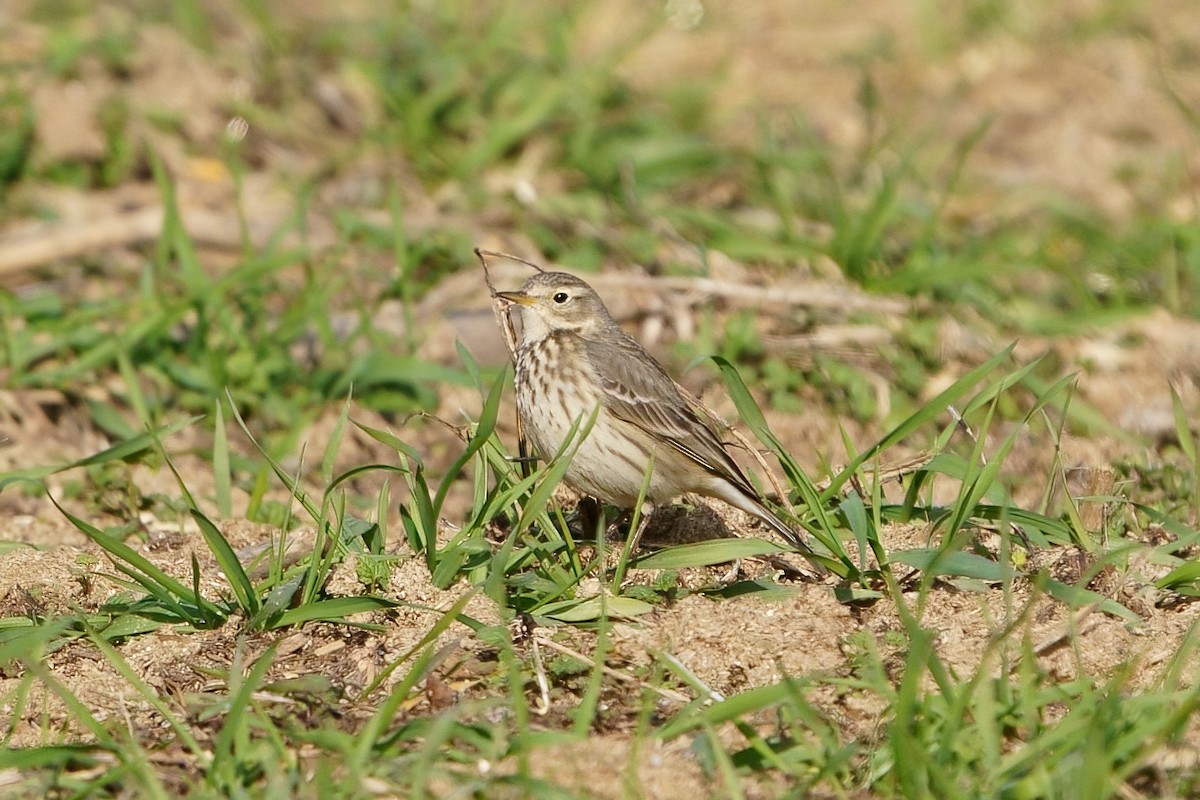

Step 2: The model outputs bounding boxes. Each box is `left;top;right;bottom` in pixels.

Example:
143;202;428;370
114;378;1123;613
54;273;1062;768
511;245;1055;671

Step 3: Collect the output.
0;207;167;276
812;451;934;493
534;629;692;705
0;204;332;276
591;273;908;315
475;249;525;359
476;248;539;475
475;248;546;282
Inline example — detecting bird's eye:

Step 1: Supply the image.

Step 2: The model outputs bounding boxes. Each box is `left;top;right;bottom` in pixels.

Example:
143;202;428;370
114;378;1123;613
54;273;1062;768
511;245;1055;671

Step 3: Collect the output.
553;292;569;304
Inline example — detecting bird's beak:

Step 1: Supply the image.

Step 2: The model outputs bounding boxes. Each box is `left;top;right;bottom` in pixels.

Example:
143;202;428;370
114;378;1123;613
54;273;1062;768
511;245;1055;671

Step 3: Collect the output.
496;291;535;307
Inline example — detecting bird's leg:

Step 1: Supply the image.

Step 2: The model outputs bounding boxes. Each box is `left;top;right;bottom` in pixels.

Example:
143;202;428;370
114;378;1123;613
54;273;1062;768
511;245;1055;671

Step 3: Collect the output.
569;497;604;540
764;554;813;581
605;507;632;539
718;559;744;584
625;501;655;554
515;414;535;479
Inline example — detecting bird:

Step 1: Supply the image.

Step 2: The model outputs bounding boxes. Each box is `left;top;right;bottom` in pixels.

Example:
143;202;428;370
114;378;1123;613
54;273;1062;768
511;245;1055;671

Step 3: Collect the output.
494;269;825;571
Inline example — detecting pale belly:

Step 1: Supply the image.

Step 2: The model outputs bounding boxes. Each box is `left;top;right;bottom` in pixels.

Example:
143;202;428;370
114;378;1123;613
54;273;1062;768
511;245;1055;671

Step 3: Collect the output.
515;341;686;507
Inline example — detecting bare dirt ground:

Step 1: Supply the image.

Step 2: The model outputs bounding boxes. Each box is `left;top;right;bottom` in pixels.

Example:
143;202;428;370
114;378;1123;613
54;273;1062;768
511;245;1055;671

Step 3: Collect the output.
2;0;1200;795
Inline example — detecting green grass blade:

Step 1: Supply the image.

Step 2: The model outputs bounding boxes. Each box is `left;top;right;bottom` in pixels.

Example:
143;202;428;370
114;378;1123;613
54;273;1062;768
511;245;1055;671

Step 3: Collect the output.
0;416;200;491
889;549;1015;581
190;508;260;616
704;355;848;568
209;640;279;793
50;495;226;624
350;590;478;777
630;538;791;569
272;596;399;627
84;625;207;764
431;367;507;519
226;390;321;521
321;391;353;484
658;679;808;740
824;344;1017;499
213;398;233;518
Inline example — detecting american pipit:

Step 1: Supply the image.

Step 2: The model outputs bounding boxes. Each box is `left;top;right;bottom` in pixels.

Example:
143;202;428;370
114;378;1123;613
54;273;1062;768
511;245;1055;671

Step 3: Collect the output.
495;270;824;569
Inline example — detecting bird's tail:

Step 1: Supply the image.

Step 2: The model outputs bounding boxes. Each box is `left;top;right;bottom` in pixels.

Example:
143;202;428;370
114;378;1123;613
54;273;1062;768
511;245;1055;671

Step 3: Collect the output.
705;476;830;575
741;495;830;576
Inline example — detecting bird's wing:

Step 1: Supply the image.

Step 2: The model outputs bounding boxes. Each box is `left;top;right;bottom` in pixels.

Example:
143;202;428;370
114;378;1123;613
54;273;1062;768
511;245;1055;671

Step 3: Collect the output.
582;334;758;496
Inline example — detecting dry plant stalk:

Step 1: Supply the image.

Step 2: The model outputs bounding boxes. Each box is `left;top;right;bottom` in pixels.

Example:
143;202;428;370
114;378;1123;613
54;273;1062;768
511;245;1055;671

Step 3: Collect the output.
813;451;935;494
475;248;536;358
476;248;543;475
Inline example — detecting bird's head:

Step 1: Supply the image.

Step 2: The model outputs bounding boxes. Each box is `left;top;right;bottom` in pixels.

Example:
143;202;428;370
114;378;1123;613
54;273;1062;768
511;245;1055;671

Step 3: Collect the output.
496;271;612;341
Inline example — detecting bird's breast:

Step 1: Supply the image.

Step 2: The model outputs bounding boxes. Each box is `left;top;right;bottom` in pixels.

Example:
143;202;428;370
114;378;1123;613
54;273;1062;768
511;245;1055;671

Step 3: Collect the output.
515;334;602;455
